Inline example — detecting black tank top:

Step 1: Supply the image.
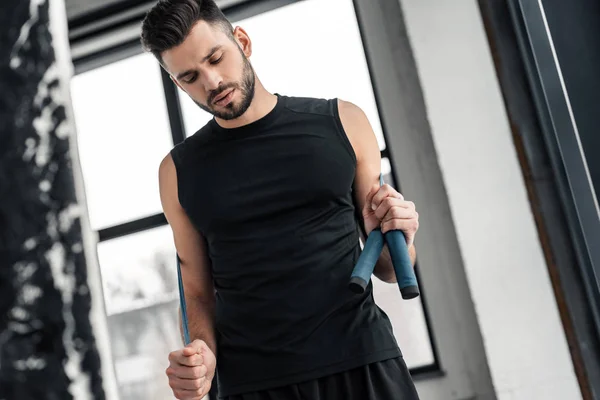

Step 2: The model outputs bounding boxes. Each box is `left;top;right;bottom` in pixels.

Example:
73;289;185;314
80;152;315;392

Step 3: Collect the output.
170;94;401;397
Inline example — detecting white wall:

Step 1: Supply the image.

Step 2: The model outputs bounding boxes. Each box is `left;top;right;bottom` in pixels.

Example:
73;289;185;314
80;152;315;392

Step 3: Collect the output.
398;0;581;399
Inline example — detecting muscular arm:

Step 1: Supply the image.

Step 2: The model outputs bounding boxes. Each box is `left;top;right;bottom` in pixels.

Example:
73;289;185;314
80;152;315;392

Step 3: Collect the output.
337;99;417;283
159;154;217;355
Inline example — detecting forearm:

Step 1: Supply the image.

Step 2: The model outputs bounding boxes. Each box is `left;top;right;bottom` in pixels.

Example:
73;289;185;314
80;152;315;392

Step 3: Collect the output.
373;243;417;283
179;296;217;356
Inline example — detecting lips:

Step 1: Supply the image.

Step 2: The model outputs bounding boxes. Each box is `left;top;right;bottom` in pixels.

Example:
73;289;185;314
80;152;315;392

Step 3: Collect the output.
213;88;233;104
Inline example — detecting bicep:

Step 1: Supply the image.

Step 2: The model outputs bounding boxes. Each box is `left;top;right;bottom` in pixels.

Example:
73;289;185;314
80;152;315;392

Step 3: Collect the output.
159;154;214;300
337;100;382;223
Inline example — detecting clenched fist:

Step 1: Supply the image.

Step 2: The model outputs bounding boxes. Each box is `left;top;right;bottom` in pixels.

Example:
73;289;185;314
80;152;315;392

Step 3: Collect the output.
363;183;419;247
166;339;216;400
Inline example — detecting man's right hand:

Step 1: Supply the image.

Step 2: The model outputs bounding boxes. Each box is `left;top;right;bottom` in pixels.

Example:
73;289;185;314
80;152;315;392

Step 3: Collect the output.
166;339;217;400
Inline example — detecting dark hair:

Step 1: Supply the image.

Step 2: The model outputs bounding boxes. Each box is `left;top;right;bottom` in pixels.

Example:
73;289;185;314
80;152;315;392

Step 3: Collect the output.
140;0;234;63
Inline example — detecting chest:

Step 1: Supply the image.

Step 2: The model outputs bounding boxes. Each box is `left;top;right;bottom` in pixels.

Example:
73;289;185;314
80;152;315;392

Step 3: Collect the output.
179;127;356;235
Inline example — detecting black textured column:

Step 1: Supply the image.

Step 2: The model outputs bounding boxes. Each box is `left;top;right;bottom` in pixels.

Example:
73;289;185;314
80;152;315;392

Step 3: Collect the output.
0;0;106;399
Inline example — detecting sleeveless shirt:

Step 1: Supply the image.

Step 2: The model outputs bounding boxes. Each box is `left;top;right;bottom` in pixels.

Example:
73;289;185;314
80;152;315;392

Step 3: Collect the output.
170;94;401;397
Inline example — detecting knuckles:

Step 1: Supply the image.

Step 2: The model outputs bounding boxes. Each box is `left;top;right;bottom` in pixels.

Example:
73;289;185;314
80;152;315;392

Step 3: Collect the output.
192;365;207;379
174;390;192;400
385;218;418;233
189;354;202;366
380;184;403;200
377;197;416;215
375;185;396;200
382;197;396;208
192;378;203;390
408;219;419;231
381;202;419;222
390;206;403;218
173;383;207;400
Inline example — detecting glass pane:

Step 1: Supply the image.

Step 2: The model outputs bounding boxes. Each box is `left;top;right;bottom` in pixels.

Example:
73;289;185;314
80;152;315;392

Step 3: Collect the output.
178;86;214;137
71;53;173;230
98;226;181;400
177;0;386;150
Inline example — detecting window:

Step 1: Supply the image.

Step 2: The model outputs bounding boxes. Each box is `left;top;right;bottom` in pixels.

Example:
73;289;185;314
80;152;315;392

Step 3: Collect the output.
99;229;180;400
71;54;180;400
71;53;173;230
178;87;213;137
96;226;178;315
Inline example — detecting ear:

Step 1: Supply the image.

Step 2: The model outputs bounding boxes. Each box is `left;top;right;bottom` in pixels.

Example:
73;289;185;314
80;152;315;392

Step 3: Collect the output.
232;26;252;58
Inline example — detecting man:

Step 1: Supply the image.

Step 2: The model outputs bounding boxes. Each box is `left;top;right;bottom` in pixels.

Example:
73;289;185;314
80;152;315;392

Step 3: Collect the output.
141;1;421;399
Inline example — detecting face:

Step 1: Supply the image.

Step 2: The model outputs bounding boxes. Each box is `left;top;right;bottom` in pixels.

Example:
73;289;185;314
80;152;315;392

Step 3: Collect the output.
162;22;256;121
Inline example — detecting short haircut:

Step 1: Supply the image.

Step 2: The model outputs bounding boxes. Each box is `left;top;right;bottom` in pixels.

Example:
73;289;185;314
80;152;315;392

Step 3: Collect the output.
140;0;234;63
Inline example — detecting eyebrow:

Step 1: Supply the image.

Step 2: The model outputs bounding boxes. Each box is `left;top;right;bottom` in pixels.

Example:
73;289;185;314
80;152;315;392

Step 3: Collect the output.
175;45;223;80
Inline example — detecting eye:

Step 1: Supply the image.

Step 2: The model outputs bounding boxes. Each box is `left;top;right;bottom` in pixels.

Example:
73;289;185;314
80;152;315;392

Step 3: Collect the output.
184;74;197;84
210;55;223;65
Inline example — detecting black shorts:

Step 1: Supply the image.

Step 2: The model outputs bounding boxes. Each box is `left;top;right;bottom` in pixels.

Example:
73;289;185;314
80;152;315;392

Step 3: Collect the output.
218;357;420;400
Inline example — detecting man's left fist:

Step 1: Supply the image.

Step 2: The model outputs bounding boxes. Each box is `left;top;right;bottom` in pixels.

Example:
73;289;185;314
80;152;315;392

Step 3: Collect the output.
363;183;419;247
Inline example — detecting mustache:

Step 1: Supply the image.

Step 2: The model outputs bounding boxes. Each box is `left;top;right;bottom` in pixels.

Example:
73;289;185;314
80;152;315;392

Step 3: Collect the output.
209;84;237;104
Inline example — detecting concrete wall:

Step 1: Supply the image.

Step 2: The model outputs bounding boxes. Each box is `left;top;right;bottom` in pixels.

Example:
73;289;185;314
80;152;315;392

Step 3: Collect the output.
397;0;581;398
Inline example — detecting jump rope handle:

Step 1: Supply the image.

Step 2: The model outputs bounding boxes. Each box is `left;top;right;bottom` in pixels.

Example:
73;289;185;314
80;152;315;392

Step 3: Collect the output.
349;174;420;299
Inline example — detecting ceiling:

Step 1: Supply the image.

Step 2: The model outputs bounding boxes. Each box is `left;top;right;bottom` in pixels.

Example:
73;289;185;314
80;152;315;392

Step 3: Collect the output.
66;0;300;69
65;0;249;29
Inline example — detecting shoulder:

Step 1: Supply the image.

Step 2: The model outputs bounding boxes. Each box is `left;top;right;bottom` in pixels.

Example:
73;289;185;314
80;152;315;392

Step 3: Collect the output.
336;99;368;124
335;99;378;163
281;94;336;117
283;95;368;124
281;95;374;160
280;95;371;126
158;124;207;187
159;148;178;188
166;123;214;167
159;137;195;206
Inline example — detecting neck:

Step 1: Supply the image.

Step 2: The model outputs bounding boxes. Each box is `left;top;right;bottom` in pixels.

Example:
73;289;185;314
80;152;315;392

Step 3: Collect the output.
214;82;277;129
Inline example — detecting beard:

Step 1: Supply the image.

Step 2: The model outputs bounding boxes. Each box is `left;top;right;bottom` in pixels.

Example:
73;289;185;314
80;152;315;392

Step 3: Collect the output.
194;53;256;121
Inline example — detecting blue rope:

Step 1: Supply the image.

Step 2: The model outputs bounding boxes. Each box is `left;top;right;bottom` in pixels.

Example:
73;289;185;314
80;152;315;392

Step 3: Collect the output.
176;255;191;345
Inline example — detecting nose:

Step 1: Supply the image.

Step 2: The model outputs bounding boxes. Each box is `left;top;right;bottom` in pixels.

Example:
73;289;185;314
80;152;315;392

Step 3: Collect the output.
202;70;222;93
